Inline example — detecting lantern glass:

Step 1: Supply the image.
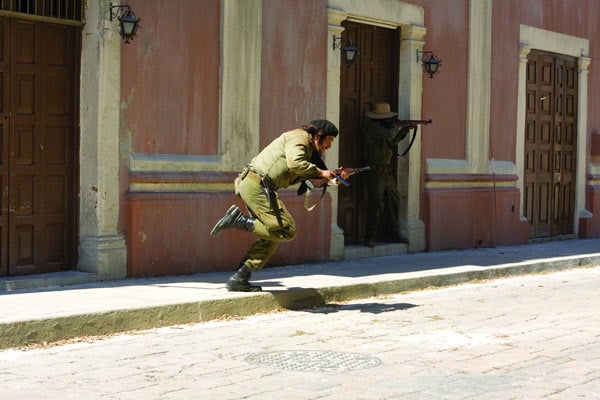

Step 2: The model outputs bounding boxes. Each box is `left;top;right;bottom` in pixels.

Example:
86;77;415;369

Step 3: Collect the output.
118;13;139;43
120;15;138;36
343;41;358;64
345;48;357;62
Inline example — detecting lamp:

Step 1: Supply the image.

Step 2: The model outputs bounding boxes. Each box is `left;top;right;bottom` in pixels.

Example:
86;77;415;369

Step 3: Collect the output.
109;2;141;44
333;35;359;66
416;50;442;78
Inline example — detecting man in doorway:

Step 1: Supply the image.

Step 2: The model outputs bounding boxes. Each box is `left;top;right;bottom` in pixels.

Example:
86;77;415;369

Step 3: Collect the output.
363;102;415;247
210;120;345;292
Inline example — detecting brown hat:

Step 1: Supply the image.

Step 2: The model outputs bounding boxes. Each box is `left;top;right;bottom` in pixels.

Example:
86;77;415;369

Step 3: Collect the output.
367;102;397;119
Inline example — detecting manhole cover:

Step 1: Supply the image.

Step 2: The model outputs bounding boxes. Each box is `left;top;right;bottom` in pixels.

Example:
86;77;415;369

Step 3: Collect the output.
245;350;381;372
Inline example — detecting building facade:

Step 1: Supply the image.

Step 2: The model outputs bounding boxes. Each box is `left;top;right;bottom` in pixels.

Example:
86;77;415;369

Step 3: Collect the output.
0;0;598;279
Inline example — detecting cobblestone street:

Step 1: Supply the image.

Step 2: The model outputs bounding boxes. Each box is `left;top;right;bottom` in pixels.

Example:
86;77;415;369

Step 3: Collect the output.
1;266;599;399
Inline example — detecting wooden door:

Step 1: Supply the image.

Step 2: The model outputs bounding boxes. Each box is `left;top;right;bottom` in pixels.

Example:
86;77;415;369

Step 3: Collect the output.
338;21;399;244
0;17;78;276
0;18;9;276
523;50;577;239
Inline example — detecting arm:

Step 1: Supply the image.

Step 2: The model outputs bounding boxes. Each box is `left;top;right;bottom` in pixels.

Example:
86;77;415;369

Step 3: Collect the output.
391;126;412;146
285;132;336;179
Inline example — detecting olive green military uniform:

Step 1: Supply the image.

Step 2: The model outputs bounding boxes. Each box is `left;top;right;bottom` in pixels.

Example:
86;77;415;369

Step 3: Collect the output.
363;119;410;242
235;129;322;270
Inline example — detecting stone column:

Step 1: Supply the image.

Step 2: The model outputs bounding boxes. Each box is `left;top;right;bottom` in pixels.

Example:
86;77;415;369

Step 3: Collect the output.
398;25;427;253
326;8;347;260
78;0;127;279
515;45;531;217
577;56;592;232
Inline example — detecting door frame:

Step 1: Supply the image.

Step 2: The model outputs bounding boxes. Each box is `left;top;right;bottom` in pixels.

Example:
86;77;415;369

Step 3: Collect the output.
523;49;578;239
516;25;591;238
337;20;400;245
326;1;427;259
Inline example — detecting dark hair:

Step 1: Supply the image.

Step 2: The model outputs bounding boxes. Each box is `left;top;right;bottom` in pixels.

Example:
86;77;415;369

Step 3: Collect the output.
303;119;339;138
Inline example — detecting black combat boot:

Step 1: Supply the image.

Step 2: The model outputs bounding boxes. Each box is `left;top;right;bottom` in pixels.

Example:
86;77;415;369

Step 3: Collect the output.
210;205;255;236
226;265;262;292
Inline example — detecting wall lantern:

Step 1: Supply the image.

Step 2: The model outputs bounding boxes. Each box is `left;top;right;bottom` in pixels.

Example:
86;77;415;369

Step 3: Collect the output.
416;50;442;78
333;35;359;66
109;2;141;44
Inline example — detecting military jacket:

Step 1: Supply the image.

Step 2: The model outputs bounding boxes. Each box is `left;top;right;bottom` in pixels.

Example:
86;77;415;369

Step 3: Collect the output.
364;120;408;165
250;129;322;189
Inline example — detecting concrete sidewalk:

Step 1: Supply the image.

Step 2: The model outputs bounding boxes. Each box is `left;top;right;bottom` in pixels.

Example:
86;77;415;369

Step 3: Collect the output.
1;238;599;350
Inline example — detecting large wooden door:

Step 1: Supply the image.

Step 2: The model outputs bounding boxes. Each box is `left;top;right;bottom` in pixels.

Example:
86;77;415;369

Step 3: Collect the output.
338;21;399;244
524;50;577;239
0;17;78;276
0;18;9;276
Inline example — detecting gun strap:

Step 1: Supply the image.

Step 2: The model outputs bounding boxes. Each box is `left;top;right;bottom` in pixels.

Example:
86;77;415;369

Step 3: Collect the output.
303;184;327;212
400;126;418;156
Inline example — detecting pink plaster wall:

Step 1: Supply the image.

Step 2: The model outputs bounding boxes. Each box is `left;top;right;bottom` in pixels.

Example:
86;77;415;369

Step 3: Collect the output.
411;0;469;161
127;191;331;277
260;0;328;147
581;187;600;237
424;186;528;251
121;0;220;156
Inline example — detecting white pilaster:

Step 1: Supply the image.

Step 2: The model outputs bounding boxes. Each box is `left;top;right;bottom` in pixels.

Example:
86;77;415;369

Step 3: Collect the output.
78;0;126;278
577;56;592;222
515;45;531;217
327;8;346;260
399;25;427;252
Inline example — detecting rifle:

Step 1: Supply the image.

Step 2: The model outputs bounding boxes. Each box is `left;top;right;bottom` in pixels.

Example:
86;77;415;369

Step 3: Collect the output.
394;118;432;128
394;118;432;156
303;166;371;191
297;151;370;211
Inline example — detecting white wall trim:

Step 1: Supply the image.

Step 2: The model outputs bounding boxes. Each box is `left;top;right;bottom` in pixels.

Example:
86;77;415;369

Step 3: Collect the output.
219;0;262;171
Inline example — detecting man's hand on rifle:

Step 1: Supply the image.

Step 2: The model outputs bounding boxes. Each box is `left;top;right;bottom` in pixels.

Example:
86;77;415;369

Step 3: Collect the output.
320;168;349;186
319;169;338;180
332;166;369;186
307;166;370;191
334;167;350;179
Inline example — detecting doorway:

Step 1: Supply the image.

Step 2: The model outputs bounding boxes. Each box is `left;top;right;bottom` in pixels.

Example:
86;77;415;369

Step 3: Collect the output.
523;50;577;239
0;17;79;276
337;20;399;244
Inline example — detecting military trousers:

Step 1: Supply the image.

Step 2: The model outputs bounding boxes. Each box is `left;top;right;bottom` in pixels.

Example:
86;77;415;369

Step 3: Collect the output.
235;171;297;271
365;165;400;240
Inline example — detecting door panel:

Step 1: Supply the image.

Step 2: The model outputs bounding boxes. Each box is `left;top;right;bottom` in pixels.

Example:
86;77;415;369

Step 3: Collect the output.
0;17;77;276
0;17;9;275
523;50;577;239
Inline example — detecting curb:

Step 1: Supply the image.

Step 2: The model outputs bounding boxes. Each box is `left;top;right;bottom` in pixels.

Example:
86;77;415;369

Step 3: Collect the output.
1;254;597;350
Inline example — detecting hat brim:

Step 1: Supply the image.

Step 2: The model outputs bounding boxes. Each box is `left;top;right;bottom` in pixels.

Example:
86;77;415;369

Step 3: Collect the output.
367;111;397;119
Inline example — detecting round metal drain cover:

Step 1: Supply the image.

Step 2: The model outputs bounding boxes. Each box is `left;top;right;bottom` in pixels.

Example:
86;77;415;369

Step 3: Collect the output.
245;350;381;372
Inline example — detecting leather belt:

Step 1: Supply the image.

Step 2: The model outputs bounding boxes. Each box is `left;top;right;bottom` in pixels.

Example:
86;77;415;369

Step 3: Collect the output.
241;167;282;227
